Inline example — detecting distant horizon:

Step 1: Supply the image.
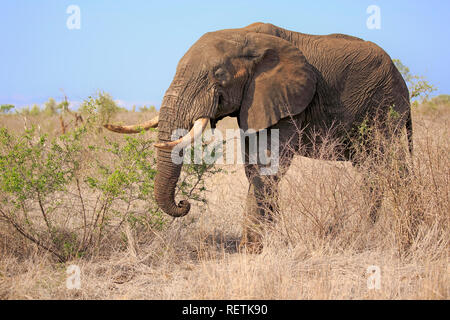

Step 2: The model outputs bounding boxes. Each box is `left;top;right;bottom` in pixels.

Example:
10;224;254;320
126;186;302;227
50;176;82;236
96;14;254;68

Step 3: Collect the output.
1;1;449;109
4;92;450;114
2;97;159;112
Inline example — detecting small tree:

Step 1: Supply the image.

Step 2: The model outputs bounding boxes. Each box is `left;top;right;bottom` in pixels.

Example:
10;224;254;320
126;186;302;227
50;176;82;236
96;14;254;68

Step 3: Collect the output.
0;104;14;114
80;92;121;129
43;98;58;116
30;104;41;116
393;59;436;105
139;105;156;113
17;106;30;115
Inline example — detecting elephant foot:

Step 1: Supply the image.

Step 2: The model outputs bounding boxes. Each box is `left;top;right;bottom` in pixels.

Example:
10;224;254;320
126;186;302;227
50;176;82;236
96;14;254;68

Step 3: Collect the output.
369;200;383;223
239;239;263;254
239;229;264;254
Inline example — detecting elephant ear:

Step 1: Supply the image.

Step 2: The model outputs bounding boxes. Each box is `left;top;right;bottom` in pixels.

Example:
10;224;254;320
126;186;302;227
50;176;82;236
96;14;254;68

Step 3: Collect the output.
239;32;317;131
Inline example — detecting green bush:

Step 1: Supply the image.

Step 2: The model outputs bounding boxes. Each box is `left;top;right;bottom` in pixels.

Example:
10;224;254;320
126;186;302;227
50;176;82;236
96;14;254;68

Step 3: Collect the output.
0;116;221;261
17;104;42;116
30;104;41;116
430;94;450;105
43;98;58;116
0;126;82;261
79;92;122;127
0;104;14;114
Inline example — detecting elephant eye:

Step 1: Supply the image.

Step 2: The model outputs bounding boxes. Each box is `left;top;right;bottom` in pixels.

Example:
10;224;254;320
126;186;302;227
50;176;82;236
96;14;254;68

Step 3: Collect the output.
214;67;228;82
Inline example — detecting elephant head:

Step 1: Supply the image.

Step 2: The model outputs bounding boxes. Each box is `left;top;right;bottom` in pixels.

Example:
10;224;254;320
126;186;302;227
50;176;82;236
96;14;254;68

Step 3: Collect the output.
105;26;317;217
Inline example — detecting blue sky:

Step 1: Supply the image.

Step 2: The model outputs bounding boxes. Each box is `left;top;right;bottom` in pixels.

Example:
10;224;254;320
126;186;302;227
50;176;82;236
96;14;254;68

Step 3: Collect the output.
0;0;449;109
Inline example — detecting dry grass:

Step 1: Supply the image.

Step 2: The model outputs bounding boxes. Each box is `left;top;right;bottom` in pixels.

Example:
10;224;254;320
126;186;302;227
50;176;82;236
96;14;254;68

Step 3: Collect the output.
0;104;448;300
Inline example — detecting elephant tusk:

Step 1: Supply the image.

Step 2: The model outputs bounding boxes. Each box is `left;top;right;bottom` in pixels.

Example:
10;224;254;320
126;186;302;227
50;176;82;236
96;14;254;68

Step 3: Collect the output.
154;117;209;150
103;115;159;134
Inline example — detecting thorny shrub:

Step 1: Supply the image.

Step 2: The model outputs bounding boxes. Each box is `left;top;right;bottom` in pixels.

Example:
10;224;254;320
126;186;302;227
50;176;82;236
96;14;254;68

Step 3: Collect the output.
0;111;221;262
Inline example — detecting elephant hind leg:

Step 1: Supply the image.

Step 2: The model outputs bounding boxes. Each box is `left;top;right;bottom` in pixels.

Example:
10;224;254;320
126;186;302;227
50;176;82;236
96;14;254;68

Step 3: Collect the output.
351;121;415;224
368;182;384;223
351;157;385;224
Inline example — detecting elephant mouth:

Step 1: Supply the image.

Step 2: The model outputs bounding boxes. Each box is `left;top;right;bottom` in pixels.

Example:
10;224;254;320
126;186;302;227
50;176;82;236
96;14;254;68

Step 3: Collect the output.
218;93;224;107
214;92;238;122
211;96;219;130
215;93;225;115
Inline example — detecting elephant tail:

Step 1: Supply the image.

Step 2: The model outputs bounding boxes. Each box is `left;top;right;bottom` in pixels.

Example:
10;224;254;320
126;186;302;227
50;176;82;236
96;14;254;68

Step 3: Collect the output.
406;108;413;155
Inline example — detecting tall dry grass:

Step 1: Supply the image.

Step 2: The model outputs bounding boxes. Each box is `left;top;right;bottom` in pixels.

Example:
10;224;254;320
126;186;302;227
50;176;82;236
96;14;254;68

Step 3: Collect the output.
0;104;448;299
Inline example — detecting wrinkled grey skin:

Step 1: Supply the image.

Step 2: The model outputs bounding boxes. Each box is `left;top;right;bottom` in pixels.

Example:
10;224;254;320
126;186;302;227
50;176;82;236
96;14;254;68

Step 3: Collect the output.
154;23;412;247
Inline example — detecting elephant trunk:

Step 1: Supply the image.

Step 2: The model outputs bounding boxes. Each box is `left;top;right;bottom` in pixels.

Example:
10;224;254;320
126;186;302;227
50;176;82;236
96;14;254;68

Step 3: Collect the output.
154;78;217;218
154;148;190;217
153;94;191;217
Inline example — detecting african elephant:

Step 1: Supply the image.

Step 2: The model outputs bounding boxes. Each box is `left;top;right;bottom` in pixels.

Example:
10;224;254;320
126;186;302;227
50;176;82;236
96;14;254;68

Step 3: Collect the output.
105;23;412;252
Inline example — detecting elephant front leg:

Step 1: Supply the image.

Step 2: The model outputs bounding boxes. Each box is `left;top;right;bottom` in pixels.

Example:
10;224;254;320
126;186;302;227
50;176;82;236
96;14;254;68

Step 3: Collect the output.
240;167;280;254
239;119;298;253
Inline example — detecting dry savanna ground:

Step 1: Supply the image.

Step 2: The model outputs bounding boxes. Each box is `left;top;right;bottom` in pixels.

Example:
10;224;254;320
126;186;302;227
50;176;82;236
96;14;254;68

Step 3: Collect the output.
0;101;448;300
